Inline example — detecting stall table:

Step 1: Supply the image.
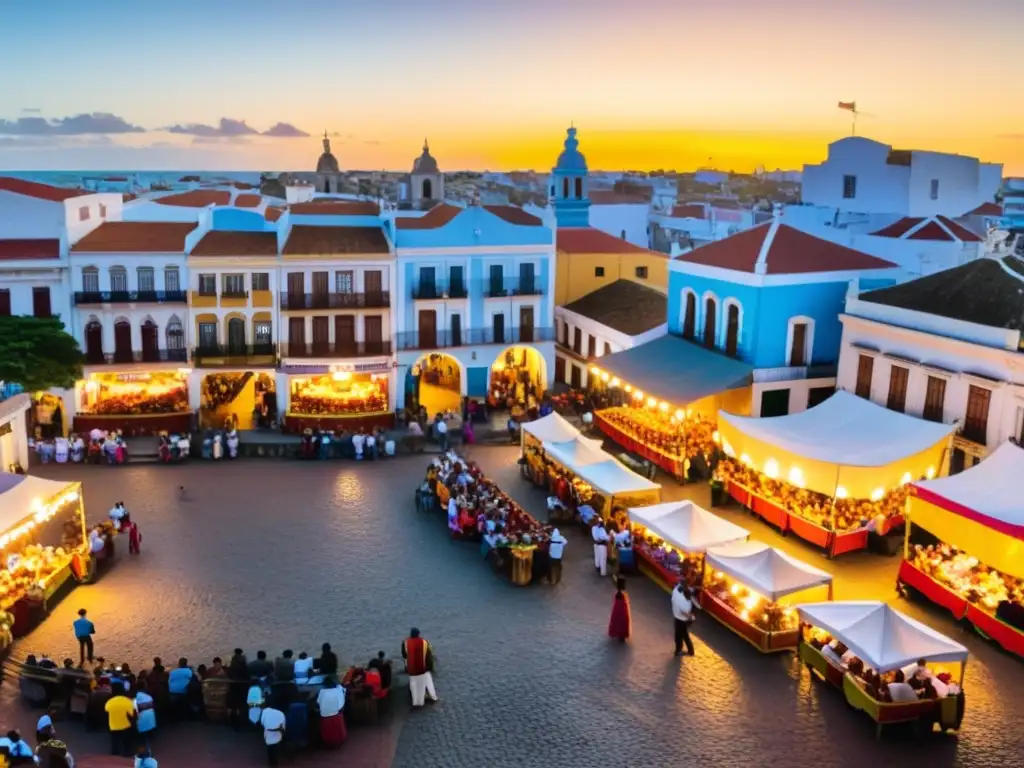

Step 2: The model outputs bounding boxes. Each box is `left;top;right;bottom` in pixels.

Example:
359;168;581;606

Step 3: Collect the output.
594;412;685;477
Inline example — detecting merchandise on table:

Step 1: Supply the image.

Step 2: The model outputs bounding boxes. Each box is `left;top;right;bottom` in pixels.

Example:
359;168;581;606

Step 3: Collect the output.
796;601;967;736
700;540;833;653
595;405;719;474
289;372;389;416
79;371;190;416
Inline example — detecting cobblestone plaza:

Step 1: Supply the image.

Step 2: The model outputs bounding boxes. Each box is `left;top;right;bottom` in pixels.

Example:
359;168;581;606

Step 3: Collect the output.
3;449;1021;767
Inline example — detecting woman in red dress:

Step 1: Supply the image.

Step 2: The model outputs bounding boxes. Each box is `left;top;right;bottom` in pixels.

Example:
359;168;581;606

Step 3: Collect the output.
608;577;632;642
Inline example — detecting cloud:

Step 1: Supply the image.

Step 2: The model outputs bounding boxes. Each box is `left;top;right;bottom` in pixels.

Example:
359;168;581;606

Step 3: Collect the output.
0;112;144;135
262;122;309;138
166;118;258;138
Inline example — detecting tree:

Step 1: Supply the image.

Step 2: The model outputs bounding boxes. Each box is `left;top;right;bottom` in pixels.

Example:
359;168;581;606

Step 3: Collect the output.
0;316;84;392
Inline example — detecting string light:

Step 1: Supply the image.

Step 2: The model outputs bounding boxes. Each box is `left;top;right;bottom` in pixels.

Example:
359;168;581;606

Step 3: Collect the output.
870;487;884;502
0;490;79;549
835;486;848;499
925;466;936;479
763;458;779;479
900;472;912;485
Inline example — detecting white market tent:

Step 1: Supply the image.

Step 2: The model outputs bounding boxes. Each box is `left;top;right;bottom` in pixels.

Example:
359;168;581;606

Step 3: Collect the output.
521;412;581;444
629;501;749;553
0;474;77;533
796;601;969;673
718;391;956;499
705;540;833;601
543;436;607;470
575;459;660;496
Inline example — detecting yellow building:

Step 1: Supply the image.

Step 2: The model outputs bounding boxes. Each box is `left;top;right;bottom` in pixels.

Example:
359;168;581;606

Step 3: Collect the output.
554;227;668;306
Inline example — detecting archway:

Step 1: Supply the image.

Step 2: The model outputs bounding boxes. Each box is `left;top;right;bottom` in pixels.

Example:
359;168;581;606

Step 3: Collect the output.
85;317;104;363
141;317;159;362
488;345;546;412
422;178;433;199
201;371;277;430
406;352;462;418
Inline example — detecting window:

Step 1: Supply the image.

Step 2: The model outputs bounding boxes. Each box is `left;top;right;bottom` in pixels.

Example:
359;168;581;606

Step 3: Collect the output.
32;288;50;317
0;289;10;316
227;317;245;351
166;317;185;350
223;274;245;295
635;266;648;279
604;342;612;357
79;206;90;221
790;323;808;366
725;303;740;357
682;292;696;340
448;265;465;296
588;335;596;358
450;314;462;347
251;273;269;291
254;321;272;347
562;178;569;198
886;365;909;412
703;297;717;349
311;272;328;296
595;266;605;278
518;262;535;294
137;267;155;293
99;203;107;218
110;267;128;293
418;267;436;298
164;267;180;293
930;179;940;200
573;327;582;355
492;313;505;344
842;175;857;199
852;354;875;399
923;375;946;422
198;322;217;349
963;385;991;444
82;267;100;293
198;274;216;295
335;270;354;294
574;178;582;199
489;264;504;296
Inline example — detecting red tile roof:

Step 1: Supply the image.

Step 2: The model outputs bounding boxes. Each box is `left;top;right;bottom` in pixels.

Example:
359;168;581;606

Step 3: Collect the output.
557;227;660;255
190;231;278;257
289;200;380;216
871;217;925;238
482;205;542;226
0;239;61;260
234;194;262;208
907;221;954;242
0;177;89;202
394;203;462;230
589;190;649;205
965;202;1002;216
71;222;196;253
675;222;896;274
669;204;707;220
154;190;232;208
283;226;389;255
265;206;285;223
871;215;982;243
936;215;984;242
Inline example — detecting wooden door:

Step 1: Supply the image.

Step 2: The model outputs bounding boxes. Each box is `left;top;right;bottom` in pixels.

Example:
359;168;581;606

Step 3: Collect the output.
335;316;356;356
418;309;437;350
312;272;329;308
141;321;159;362
32;287;51;317
227;318;246;353
555;356;566;384
312;316;329;355
113;321;133;363
85;322;103;363
288;317;306;356
570;363;581;389
287;272;305;308
519;306;534;342
364;315;383;355
364;270;383;304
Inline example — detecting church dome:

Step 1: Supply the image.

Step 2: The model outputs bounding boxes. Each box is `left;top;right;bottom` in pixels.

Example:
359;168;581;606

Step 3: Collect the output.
316;132;340;174
412;139;439;175
555;126;587;172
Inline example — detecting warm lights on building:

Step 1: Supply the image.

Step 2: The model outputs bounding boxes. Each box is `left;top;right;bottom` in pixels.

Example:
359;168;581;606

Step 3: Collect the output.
835;486;848;499
926;466;936;479
763;458;779;479
870;487;885;501
788;467;805;488
900;472;912;485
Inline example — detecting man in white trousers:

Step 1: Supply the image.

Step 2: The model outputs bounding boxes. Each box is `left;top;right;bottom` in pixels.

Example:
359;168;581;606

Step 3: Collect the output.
592;520;610;576
402;628;439;707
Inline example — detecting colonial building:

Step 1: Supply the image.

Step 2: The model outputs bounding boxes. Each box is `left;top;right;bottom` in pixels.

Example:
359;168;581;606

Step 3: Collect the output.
669;219;899;416
554;279;667;389
837;255;1024;473
392;202;556;415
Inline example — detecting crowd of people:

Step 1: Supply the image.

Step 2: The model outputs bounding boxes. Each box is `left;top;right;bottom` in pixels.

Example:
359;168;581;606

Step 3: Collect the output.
86;384;189;416
909;542;1024;630
716;459;908;533
32;430;129;465
632;532;703;589
804;629;962;704
702;569;797;633
597;406;719;467
202;373;251;410
289;388;388;418
297;426;394;460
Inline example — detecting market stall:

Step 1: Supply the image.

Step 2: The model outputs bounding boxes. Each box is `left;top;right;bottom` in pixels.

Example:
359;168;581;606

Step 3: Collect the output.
701;540;833;653
73;371;192;436
629;501;749;592
520;412;582;447
0;474;88;645
796;601;968;737
717;391;956;556
594;406;718;479
899;441;1024;657
284;371;394;434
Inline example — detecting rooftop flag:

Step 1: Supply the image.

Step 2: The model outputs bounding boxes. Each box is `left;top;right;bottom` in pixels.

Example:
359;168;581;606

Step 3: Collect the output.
838;101;857;112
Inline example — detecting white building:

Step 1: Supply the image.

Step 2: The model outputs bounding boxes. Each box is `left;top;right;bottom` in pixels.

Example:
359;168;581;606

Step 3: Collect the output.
0;177;122;245
802;137;1002;219
650;202;758;254
836;255;1024;474
554;279;667;389
586;190;651;248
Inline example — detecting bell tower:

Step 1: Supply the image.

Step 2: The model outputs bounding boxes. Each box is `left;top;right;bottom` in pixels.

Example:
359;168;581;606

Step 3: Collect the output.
549;126;590;228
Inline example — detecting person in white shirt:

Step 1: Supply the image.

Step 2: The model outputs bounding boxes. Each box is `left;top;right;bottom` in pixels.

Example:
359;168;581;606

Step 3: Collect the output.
292;652;313;684
591;522;610;576
547;529;567;585
887;669;919;702
435;417;448;452
247;684;265;725
260;703;286;766
671;582;696;656
316;677;347;747
352;431;365;460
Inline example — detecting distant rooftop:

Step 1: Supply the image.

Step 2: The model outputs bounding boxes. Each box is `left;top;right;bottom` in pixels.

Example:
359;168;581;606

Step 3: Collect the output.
0;177;89;202
72;222;196;253
562;280;666;336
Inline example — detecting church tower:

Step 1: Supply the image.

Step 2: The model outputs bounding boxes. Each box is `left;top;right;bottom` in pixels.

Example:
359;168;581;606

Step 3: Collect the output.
549;126;590;228
315;131;342;194
409;139;444;209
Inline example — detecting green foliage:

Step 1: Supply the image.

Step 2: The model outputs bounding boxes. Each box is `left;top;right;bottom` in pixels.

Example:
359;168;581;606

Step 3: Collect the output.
0;315;84;392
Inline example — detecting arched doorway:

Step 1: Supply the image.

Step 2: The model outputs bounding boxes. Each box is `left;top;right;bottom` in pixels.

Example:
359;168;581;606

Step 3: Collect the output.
405;352;462;418
227;317;246;354
489;345;546;412
113;317;132;363
422;178;433;199
141;318;159;362
85;318;103;363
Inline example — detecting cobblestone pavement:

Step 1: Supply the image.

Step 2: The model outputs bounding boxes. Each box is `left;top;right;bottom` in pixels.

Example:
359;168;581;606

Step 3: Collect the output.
3;448;1020;768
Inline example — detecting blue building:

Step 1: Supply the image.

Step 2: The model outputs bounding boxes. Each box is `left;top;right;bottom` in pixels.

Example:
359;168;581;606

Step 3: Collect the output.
392;203;557;416
667;219;899;416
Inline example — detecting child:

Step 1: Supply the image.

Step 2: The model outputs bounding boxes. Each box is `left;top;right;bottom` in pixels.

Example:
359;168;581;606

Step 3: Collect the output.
127;520;142;555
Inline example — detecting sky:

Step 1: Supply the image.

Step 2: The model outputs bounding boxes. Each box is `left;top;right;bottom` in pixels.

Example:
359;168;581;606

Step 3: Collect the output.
1;0;1022;174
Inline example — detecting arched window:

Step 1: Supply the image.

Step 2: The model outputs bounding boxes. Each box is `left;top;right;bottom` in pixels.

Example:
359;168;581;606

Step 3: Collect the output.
323;178;331;194
84;318;103;363
422;178;433;199
109;266;128;293
140;318;159;362
550;184;555;198
227;317;246;353
81;266;100;294
166;315;185;350
574;178;582;199
703;296;717;349
561;178;570;198
787;316;815;367
725;303;740;358
113;316;132;363
681;292;696;340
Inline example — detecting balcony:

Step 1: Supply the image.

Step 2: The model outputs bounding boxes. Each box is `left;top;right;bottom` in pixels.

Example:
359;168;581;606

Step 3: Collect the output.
752;364;838;384
74;290;188;305
190;344;277;366
280;341;392;359
396;326;555;352
412;282;468;301
84;349;188;365
483;276;542;298
280;291;391;310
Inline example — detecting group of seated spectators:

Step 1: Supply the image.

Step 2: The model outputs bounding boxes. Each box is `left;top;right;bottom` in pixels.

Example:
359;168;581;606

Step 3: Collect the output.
202;373;250;410
716;459;907;533
597;406;719;463
290;392;388;417
632;532;703;589
87;387;189;416
806;635;961;703
910;542;1024;630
